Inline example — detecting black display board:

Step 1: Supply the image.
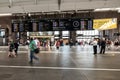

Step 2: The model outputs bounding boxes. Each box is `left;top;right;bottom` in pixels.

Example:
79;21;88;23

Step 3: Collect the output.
11;21;19;32
38;19;52;31
19;22;24;32
80;19;93;30
11;18;93;32
87;19;93;30
71;19;80;30
62;19;72;30
52;19;60;31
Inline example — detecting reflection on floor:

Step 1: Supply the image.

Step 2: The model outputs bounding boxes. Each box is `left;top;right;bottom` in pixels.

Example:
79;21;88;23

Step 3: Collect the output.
0;45;120;80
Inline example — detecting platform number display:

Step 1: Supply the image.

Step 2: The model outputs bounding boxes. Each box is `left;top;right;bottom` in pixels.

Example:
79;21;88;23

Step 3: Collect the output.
11;18;93;32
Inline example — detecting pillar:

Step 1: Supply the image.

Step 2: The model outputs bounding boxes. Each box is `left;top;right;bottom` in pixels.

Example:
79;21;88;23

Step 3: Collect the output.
59;31;62;39
69;31;76;45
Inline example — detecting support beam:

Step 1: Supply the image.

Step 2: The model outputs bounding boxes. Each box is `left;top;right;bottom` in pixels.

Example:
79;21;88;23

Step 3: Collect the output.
35;0;37;5
9;0;13;7
58;0;61;10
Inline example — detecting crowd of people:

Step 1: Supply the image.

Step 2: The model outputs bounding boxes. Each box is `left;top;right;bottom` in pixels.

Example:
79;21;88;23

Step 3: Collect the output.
7;37;120;63
91;37;120;55
91;38;106;55
8;40;19;57
8;38;62;64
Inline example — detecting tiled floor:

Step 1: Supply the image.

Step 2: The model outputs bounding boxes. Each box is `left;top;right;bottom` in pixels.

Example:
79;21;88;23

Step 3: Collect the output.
0;45;120;80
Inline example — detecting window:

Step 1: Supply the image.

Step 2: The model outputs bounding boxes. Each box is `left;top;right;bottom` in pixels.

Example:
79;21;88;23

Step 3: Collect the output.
0;29;5;37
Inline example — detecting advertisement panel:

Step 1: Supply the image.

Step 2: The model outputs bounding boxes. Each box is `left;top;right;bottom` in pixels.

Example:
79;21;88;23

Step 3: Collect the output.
93;18;117;30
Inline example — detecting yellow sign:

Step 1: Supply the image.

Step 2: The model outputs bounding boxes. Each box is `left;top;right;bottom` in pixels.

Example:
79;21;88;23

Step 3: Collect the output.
93;18;117;30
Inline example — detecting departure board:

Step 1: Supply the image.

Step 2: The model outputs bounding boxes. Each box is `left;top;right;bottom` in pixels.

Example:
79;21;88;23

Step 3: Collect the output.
19;22;24;32
39;19;52;31
12;23;19;32
38;21;44;31
80;19;93;30
12;18;93;32
88;19;93;30
52;19;60;31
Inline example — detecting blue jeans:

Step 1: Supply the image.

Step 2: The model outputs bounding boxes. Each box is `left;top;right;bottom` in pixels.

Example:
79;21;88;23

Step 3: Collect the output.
30;50;38;62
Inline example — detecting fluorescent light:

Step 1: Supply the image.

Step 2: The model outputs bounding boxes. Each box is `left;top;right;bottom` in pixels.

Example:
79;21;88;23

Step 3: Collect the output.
94;8;111;11
116;7;120;13
94;8;119;12
118;9;120;13
116;8;120;10
0;13;12;16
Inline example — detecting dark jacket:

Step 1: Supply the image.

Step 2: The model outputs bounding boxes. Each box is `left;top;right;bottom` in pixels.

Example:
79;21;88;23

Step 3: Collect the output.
100;40;106;46
14;42;19;49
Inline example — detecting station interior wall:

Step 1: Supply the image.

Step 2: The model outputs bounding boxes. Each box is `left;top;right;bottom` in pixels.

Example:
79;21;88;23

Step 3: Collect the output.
0;11;120;45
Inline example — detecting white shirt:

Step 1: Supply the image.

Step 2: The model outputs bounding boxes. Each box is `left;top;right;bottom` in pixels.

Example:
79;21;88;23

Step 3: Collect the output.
92;40;98;46
34;39;40;48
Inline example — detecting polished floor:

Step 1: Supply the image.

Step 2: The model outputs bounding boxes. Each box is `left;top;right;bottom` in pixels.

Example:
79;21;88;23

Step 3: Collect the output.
0;45;120;80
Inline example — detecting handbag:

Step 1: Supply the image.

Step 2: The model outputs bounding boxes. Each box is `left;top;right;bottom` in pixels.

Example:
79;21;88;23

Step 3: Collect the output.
34;48;39;54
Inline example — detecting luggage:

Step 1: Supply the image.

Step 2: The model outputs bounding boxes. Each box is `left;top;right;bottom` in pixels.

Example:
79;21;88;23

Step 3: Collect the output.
34;48;39;54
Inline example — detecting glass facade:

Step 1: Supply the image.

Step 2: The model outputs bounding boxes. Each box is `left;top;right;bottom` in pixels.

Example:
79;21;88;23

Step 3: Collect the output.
28;30;99;43
76;30;99;43
0;29;5;37
62;31;69;39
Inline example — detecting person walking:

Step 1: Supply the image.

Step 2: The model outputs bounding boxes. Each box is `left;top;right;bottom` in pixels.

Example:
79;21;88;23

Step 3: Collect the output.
69;39;73;48
55;40;60;50
14;40;19;56
29;38;39;64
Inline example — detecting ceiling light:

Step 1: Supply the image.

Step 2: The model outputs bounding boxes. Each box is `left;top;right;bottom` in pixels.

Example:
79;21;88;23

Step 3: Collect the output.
94;8;112;11
94;8;120;12
118;9;120;13
0;13;12;16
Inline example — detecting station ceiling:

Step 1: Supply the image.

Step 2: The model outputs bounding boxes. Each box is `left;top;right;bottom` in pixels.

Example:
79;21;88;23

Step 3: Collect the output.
0;0;119;14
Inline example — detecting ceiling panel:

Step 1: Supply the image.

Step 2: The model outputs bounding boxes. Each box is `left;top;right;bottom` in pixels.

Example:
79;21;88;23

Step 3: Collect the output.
0;0;119;13
0;0;9;7
0;0;9;3
61;0;120;10
23;3;58;13
37;0;58;4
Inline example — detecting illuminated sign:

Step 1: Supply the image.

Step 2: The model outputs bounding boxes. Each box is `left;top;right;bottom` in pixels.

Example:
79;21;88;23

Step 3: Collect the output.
93;18;117;30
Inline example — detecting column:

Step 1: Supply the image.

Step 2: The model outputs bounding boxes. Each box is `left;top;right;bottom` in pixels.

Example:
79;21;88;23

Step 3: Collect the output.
59;31;62;39
69;31;76;45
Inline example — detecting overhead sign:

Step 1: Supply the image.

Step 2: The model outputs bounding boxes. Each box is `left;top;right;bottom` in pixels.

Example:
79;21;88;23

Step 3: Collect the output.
93;18;117;30
11;18;93;32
